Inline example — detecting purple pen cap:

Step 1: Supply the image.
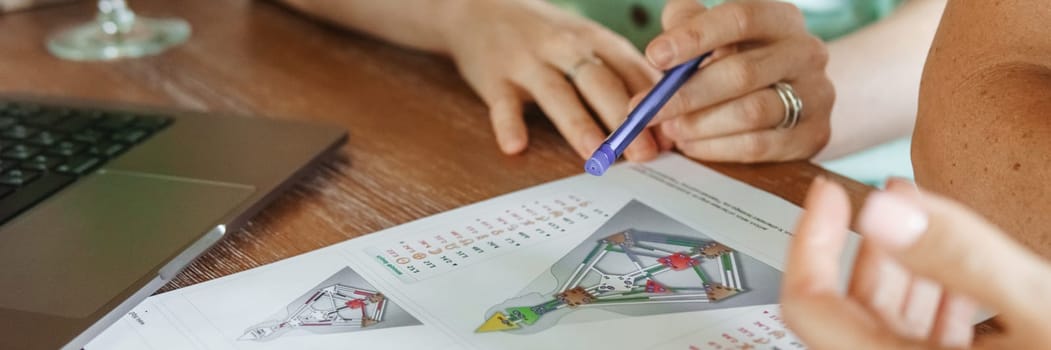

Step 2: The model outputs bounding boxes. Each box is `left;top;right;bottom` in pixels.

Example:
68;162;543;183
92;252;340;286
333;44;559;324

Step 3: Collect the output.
585;143;615;176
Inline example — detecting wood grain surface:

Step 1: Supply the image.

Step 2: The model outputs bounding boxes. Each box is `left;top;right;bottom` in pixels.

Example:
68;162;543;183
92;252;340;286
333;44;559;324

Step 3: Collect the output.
0;0;999;339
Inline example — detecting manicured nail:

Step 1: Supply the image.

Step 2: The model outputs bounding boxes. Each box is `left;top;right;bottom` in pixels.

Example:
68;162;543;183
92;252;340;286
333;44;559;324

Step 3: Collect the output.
646;39;675;68
858;191;929;249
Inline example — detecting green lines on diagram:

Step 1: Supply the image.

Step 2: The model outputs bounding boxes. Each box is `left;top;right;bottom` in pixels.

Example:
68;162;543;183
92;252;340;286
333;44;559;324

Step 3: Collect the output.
693;264;711;283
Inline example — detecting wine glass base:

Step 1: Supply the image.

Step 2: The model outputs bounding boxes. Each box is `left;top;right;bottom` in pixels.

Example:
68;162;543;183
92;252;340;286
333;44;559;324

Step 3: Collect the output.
47;17;191;61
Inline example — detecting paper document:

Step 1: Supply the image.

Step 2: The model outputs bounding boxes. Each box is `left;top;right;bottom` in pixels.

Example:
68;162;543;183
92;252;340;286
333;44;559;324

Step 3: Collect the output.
87;154;857;350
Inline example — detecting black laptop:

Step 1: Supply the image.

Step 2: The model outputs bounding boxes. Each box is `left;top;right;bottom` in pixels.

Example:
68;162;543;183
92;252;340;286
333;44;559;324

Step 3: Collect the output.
0;97;346;349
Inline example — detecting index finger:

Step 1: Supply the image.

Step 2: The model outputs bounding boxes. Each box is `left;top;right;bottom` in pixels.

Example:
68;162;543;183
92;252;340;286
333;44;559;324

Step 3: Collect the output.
646;1;806;70
783;177;854;297
782;178;897;349
517;67;606;158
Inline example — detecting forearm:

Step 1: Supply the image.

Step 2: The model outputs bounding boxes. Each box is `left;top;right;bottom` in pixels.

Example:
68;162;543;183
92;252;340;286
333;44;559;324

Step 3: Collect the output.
274;0;462;54
815;0;945;161
913;0;1051;257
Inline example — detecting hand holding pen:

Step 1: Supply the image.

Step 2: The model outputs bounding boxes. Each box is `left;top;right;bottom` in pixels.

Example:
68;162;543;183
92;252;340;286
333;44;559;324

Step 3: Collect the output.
588;0;835;174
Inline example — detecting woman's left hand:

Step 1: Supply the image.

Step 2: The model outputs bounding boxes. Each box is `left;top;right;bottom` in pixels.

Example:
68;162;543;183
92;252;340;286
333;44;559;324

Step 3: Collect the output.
638;0;835;162
437;0;662;160
782;177;1051;349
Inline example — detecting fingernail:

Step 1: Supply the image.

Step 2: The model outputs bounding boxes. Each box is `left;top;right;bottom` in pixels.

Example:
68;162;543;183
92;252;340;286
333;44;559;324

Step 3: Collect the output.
806;176;828;200
624;144;650;162
646;39;675;68
628;95;643;110
499;136;527;154
887;176;914;185
580;132;605;158
884;176;917;190
812;175;827;189
858;191;929;249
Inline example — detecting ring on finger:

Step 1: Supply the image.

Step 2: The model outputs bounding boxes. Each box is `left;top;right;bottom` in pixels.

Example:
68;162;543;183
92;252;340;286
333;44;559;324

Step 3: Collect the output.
565;54;603;81
773;81;803;129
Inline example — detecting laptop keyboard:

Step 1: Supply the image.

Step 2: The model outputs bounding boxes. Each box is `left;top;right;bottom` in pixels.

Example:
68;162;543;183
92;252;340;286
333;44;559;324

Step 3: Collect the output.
0;101;173;224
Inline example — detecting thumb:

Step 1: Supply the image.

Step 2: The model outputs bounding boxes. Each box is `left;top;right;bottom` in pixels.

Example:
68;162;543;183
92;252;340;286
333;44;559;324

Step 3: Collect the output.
857;190;1051;328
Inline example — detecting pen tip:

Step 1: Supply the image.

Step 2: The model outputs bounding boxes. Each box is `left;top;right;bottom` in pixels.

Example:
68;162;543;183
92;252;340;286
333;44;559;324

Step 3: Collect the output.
585;143;615;176
585;157;608;176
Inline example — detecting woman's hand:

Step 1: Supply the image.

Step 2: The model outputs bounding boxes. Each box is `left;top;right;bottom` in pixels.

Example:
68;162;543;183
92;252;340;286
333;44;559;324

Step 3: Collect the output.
438;0;661;160
781;177;1051;349
638;0;834;162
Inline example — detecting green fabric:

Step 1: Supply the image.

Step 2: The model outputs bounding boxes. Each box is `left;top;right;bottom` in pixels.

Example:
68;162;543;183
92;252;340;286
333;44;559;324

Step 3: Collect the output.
551;0;904;50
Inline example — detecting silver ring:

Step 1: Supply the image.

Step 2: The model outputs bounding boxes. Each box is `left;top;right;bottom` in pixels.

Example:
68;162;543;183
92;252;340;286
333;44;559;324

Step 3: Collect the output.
565;55;603;81
773;82;803;129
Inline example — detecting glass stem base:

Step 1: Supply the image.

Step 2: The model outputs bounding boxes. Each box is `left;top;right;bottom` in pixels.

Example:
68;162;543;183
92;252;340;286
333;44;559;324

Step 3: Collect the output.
47;16;191;61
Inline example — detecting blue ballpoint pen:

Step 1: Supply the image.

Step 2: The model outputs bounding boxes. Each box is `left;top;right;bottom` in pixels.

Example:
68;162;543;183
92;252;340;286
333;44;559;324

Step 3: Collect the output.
585;52;712;176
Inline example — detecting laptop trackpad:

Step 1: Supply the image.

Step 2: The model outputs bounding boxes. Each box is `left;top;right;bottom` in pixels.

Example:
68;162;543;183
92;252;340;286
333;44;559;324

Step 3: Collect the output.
0;171;254;318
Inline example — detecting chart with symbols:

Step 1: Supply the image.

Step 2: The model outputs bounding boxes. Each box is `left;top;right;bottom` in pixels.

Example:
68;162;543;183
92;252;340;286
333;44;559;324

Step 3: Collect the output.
366;193;615;283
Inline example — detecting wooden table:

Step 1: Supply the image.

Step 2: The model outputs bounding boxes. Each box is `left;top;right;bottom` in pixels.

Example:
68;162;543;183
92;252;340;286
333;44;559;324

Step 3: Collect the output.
0;0;998;340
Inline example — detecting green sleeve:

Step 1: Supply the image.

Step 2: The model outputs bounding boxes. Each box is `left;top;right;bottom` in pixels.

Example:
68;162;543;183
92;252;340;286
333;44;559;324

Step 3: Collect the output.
550;0;904;50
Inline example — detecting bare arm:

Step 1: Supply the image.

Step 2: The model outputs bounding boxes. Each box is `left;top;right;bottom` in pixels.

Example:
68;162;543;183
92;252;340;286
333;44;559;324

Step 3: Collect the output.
815;0;945;161
274;0;461;54
274;0;665;160
913;0;1051;257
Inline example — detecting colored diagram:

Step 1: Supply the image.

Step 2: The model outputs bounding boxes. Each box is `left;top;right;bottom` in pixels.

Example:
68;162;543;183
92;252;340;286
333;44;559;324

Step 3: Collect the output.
240;267;421;341
477;200;781;334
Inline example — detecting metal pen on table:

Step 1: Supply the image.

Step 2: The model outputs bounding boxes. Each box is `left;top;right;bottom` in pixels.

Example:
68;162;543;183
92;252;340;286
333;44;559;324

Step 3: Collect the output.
585;52;712;176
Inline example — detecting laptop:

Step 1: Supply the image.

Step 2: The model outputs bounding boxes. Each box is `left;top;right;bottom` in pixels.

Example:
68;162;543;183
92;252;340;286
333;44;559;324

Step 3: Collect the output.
0;96;347;350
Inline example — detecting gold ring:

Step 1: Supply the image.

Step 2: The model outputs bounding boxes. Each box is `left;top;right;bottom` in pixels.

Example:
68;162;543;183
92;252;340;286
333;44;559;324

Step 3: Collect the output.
565;55;603;81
